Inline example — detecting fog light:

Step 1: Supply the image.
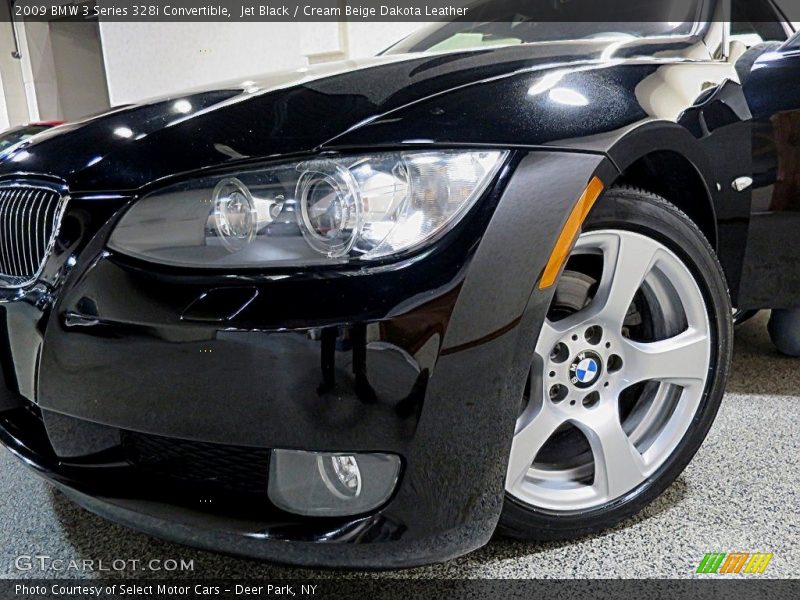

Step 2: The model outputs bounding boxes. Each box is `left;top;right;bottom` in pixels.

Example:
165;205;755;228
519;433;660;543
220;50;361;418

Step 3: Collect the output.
268;450;401;517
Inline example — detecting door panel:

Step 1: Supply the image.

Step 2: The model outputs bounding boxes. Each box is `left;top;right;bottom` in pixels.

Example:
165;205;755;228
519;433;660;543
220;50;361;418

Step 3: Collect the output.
738;41;800;308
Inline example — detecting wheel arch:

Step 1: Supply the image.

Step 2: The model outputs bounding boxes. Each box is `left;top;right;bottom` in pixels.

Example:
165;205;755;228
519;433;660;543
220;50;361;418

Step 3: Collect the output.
603;124;721;250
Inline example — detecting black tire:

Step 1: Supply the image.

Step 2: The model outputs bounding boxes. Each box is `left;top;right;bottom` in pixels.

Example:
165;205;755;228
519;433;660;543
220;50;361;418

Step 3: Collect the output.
498;186;733;541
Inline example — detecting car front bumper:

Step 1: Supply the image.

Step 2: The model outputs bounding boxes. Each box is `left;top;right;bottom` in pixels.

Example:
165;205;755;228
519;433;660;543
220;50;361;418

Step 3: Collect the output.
0;151;608;567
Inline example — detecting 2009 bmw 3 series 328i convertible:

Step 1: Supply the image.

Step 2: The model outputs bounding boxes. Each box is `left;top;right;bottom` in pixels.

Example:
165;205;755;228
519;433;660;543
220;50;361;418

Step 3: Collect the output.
1;0;799;568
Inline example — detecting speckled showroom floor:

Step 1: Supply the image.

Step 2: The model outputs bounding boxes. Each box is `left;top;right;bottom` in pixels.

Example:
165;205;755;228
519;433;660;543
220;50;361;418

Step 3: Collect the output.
0;312;797;580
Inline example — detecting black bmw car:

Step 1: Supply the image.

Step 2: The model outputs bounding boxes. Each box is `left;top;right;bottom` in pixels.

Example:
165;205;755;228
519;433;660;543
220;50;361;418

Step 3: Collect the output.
0;0;798;568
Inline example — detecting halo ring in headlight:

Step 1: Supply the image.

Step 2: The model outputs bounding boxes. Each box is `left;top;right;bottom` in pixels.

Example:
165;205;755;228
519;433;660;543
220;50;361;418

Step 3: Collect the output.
212;177;257;252
296;160;361;257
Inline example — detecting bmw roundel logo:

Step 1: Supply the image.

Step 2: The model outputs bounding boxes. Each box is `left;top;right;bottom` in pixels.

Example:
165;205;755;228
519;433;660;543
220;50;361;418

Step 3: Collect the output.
576;358;598;383
569;351;603;388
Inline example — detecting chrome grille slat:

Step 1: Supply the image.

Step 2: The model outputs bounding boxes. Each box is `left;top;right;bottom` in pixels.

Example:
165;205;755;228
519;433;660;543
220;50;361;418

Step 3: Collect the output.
10;191;22;277
0;191;8;272
33;196;43;274
4;191;13;272
30;192;42;271
20;190;31;275
0;184;64;288
4;191;12;274
23;192;35;275
12;190;26;276
2;191;12;274
15;191;27;276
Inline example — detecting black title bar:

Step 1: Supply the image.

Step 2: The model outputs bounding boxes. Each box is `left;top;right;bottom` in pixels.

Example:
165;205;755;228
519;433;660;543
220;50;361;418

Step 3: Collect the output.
3;0;791;23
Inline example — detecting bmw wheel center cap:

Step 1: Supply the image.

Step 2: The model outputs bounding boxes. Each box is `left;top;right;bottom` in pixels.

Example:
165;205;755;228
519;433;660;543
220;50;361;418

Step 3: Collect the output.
570;351;602;388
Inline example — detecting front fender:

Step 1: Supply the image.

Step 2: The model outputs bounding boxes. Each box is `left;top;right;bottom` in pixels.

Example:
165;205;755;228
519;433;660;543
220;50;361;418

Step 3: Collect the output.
414;150;611;546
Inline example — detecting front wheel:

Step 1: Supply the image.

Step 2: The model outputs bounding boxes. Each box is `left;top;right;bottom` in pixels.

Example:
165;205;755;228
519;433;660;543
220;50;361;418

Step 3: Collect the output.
499;187;732;540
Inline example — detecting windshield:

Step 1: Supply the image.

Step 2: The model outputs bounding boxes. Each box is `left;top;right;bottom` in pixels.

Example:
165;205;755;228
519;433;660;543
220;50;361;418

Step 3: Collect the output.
0;126;50;152
385;0;703;54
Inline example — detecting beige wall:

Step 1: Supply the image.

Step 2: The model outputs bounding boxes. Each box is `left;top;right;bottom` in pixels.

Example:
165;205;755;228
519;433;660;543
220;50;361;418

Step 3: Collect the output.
98;22;308;105
345;22;427;57
0;6;31;127
98;22;429;105
14;19;110;123
18;21;59;120
49;21;110;121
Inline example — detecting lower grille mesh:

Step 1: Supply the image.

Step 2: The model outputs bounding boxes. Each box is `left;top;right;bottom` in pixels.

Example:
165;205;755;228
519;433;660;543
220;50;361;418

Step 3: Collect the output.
121;431;271;496
0;184;63;287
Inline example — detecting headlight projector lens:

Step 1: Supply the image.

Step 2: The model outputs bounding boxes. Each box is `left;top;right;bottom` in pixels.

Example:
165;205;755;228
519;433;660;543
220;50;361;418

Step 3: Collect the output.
212;178;257;252
296;161;361;257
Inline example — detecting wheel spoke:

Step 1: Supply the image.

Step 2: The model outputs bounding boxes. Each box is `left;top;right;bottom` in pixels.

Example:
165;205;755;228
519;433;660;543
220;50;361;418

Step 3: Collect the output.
591;232;661;327
577;406;647;499
622;329;710;385
534;318;563;358
506;406;564;489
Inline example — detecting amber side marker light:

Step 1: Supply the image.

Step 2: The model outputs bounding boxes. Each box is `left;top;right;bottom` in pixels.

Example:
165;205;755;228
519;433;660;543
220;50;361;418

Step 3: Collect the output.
539;176;605;290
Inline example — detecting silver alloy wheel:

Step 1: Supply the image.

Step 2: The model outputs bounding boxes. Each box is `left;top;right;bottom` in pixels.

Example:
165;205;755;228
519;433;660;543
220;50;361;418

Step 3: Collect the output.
506;229;712;512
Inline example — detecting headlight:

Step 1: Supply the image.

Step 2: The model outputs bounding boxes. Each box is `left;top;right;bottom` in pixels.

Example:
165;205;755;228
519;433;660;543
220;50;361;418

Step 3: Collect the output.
108;150;508;268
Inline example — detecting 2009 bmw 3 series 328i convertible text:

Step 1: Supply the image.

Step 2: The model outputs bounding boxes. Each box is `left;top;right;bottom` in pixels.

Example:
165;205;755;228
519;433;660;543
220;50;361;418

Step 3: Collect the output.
1;0;799;568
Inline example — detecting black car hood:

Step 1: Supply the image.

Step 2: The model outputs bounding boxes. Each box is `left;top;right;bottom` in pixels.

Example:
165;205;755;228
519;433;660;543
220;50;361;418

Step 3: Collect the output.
0;38;696;193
